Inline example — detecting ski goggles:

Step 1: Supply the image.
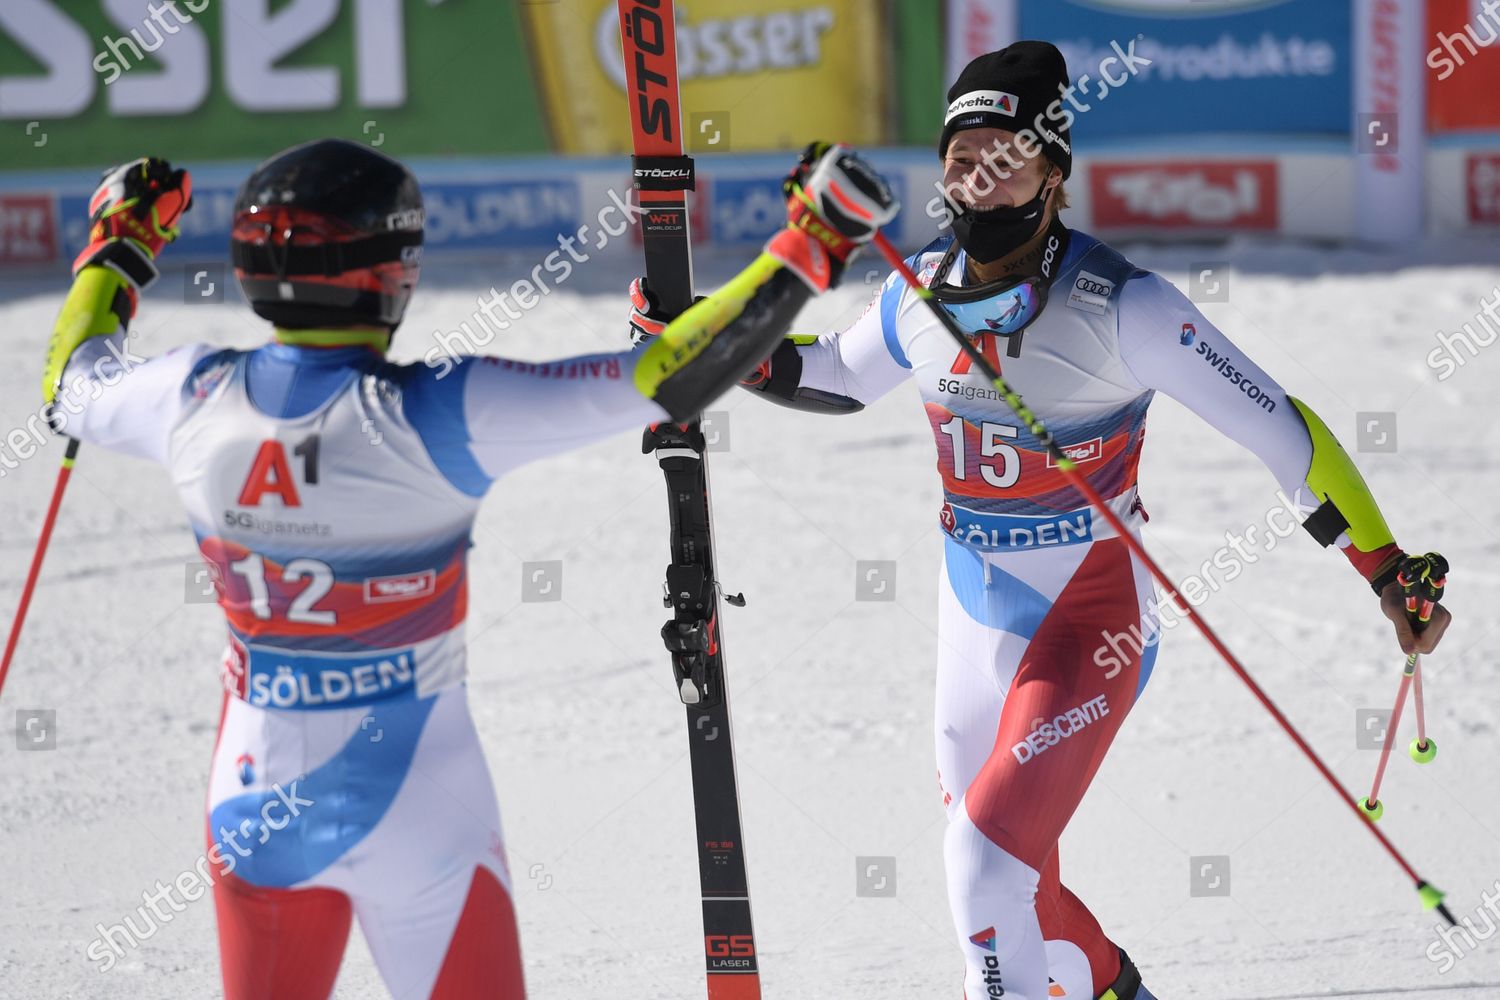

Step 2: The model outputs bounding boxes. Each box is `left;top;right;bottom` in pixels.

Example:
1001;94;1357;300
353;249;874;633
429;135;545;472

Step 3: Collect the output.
928;246;1049;338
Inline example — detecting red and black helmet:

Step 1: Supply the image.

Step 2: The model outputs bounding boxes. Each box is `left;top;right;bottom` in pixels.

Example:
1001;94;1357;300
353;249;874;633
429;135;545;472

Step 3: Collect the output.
231;138;424;332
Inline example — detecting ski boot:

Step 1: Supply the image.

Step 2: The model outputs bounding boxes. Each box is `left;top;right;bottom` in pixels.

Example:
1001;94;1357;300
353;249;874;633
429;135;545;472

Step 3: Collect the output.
1098;949;1158;1000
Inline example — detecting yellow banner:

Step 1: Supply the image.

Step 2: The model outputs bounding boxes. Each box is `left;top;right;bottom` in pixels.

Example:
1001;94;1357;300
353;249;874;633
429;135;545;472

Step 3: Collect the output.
523;1;889;154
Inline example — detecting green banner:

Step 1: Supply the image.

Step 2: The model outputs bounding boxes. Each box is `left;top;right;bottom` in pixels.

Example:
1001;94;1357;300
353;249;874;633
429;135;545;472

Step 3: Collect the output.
0;1;549;169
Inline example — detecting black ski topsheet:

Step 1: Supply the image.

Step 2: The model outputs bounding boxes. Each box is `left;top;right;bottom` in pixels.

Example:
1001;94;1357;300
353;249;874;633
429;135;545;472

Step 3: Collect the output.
616;3;759;997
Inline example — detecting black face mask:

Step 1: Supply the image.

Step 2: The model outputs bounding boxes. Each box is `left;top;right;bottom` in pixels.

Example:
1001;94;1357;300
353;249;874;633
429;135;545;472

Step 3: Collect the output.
945;176;1051;265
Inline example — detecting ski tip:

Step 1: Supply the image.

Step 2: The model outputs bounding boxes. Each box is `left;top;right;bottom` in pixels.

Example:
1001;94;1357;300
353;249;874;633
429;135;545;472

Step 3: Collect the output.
1416;881;1454;924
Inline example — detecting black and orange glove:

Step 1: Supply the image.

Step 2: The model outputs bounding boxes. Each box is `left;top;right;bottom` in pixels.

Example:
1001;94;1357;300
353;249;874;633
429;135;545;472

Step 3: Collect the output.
73;157;193;293
777;142;898;289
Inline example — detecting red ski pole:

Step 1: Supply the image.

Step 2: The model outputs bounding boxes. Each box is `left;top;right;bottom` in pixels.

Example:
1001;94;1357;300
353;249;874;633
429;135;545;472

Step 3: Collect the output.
871;232;1457;925
0;438;80;701
1362;554;1447;818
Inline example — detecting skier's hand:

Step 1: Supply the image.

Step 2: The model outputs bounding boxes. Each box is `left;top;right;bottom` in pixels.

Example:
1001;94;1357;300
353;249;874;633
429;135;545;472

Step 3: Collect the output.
627;277;710;347
783;142;899;269
1379;580;1451;655
73;157;193;285
627;277;670;346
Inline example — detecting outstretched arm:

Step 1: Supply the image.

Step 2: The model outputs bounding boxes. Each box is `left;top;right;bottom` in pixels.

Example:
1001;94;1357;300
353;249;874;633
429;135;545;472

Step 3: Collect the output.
1117;272;1448;652
630;266;916;416
423;144;901;485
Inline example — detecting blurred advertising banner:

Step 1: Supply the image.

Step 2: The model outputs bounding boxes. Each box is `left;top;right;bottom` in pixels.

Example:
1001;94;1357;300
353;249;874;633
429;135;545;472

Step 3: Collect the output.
0;1;549;169
947;0;1353;138
1033;0;1353;137
946;0;1014;83
521;0;888;154
1427;0;1500;132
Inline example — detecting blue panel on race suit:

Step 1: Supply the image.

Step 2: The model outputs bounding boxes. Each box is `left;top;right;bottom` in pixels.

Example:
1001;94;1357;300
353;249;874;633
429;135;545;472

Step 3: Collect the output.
880;277;913;370
208;695;436;887
395;358;495;498
944;536;1054;638
246;344;373;419
1136;628;1160;699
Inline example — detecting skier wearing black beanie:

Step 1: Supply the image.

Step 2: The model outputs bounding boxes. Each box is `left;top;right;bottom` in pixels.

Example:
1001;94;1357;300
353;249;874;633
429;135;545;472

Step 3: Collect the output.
937;40;1075;269
629;38;1446;1000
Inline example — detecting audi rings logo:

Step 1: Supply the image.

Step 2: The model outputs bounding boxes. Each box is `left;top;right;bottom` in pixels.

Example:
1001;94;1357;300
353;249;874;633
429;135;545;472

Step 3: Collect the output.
1067;269;1115;316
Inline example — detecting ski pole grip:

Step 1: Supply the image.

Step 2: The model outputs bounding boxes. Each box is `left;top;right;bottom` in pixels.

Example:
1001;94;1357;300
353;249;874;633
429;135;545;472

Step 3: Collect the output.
1397;552;1448;634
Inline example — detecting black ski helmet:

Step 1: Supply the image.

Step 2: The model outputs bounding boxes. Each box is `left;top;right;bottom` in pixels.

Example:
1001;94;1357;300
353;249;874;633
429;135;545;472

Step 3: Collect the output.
231;138;424;332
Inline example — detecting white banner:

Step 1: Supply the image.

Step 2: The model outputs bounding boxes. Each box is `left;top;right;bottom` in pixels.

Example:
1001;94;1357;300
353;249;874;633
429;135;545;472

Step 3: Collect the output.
1353;0;1426;242
944;0;1017;85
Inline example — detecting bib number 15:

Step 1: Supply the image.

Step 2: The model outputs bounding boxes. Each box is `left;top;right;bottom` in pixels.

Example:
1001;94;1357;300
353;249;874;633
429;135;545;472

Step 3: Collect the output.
938;416;1020;489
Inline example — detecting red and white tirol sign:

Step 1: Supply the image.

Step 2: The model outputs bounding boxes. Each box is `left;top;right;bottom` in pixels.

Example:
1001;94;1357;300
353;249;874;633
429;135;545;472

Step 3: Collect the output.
0;194;57;265
1468;154;1500;225
364;570;437;604
1090;162;1279;230
1046;436;1103;468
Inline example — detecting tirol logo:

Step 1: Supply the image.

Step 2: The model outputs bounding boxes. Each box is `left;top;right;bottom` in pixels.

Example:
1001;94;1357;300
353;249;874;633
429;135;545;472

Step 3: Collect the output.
1180;322;1197;346
1091;162;1279;230
945;89;1019;123
221;633;249;700
0;194;58;265
1046;436;1103;468
364;570;437;604
1468;154;1500;225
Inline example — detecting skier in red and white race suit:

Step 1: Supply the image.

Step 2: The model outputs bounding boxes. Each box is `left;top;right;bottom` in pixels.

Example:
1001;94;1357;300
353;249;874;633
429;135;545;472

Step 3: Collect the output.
630;44;1452;1000
39;140;897;999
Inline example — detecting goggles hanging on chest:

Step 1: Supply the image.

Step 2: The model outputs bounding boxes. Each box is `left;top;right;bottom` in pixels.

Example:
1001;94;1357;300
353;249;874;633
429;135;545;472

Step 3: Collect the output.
929;217;1068;346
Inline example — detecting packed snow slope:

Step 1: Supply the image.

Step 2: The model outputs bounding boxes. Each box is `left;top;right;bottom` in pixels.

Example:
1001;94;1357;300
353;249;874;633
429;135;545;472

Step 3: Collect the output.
2;236;1498;999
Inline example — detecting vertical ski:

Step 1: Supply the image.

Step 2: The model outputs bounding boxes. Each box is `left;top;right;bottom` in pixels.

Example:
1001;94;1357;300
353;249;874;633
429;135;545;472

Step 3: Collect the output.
616;3;761;998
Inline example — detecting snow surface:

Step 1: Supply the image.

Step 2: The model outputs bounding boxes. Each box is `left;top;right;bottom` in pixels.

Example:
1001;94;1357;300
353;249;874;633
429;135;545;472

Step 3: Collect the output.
2;239;1498;1000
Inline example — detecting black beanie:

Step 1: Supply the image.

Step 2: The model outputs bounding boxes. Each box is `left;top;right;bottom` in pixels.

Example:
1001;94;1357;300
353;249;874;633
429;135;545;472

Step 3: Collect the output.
939;41;1073;180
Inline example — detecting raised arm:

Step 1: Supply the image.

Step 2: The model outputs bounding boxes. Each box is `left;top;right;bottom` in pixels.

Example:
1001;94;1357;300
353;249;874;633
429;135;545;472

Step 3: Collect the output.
630;265;916;416
411;143;901;485
1117;271;1404;592
41;158;203;464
